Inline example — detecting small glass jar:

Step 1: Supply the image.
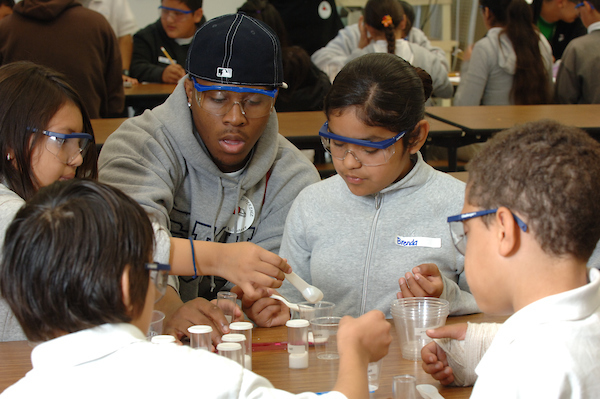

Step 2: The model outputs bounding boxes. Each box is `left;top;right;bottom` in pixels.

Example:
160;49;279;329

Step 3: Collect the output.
221;333;247;368
216;342;244;366
150;334;176;345
187;325;212;350
229;321;253;370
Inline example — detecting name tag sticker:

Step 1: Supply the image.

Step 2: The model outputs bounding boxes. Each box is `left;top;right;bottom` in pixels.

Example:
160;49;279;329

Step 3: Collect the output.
396;236;441;248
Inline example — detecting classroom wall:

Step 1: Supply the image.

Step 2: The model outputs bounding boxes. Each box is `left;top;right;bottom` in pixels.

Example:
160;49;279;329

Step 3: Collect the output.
128;0;246;30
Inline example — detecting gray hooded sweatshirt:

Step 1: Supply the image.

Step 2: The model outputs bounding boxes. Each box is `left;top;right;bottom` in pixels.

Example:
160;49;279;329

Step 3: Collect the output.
454;27;553;106
98;78;320;301
278;153;479;318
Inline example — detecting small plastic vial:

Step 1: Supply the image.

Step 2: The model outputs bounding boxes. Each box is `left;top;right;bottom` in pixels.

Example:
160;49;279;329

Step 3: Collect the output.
286;319;309;369
229;321;253;370
221;333;247;368
216;342;244;366
150;334;176;345
187;325;213;350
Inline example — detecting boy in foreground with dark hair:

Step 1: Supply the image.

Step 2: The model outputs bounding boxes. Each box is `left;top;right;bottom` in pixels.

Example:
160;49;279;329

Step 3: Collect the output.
0;179;391;399
422;120;600;398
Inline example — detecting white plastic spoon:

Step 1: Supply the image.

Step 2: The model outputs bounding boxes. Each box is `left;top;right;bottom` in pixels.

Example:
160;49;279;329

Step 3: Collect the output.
416;384;445;399
284;271;324;303
269;294;300;312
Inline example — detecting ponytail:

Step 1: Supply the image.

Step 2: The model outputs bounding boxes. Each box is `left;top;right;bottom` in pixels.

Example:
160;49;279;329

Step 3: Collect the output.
363;0;405;54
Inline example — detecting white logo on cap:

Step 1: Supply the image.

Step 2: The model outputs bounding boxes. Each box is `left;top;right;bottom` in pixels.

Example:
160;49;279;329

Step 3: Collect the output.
318;1;332;19
217;67;233;78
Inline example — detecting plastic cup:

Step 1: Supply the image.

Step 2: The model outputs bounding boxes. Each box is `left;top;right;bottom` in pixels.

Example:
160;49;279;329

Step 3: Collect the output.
147;309;165;340
293;301;335;321
188;325;212;350
390;298;450;361
216;291;238;323
229;321;253;370
368;358;383;392
311;316;341;360
392;375;419;399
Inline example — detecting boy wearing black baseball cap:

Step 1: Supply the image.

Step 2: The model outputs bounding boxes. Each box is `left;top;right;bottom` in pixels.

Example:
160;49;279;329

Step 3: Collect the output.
98;13;320;343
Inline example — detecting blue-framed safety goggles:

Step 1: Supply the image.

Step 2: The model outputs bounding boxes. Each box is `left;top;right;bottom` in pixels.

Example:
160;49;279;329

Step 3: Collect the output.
158;5;193;14
192;77;278;98
318;121;407;149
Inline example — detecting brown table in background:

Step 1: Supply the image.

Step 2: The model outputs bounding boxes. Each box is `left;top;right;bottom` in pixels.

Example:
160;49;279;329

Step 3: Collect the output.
0;312;507;396
278;111;464;171
124;83;177;113
91;117;128;145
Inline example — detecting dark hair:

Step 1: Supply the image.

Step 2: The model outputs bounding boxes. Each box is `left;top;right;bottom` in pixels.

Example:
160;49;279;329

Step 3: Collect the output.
480;0;551;104
468;120;600;260
324;53;432;149
178;0;203;11
363;0;405;54
0;179;154;342
0;0;14;7
397;0;415;34
0;61;98;201
238;0;289;47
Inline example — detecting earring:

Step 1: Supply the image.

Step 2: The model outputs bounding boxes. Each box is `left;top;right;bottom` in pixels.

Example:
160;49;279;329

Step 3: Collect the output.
6;153;12;161
187;99;192;108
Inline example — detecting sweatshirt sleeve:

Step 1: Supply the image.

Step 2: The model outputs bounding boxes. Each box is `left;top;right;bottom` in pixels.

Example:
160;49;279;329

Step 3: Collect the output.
554;44;580;104
103;19;126;116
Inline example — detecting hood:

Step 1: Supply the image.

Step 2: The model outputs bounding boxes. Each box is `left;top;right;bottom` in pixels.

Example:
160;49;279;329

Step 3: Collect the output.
14;0;79;22
487;27;517;75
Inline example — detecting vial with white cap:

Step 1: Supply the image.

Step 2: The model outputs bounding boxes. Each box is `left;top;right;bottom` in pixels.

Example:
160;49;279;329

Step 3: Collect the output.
216;342;244;366
150;334;176;345
221;333;247;368
229;321;253;370
286;319;309;369
187;325;212;350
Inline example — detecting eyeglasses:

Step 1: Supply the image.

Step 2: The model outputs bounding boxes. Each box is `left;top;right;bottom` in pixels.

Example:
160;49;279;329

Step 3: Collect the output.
318;121;407;167
447;208;528;255
158;5;192;20
192;77;277;119
145;263;171;303
41;130;93;165
575;1;595;9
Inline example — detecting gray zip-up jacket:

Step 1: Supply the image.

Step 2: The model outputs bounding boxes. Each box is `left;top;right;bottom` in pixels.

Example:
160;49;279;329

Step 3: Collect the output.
278;153;479;318
98;78;320;301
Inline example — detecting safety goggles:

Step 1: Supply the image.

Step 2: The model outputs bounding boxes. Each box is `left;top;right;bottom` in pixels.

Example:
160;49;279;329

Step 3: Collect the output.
41;130;93;165
145;263;171;303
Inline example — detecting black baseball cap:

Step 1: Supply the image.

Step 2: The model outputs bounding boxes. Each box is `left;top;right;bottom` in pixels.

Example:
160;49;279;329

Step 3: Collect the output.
186;12;287;88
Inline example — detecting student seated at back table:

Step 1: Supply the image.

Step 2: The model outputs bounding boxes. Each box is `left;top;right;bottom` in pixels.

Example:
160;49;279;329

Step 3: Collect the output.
421;120;600;398
130;0;203;84
554;0;600;104
236;53;479;327
0;178;392;399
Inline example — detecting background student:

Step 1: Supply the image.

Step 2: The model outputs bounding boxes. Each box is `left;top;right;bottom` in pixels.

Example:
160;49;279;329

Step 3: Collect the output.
238;53;479;327
421;120;600;397
99;13;321;342
81;0;139;85
531;0;587;60
0;61;99;342
311;0;449;82
554;0;600;104
454;0;553;106
237;0;331;112
130;0;203;84
0;178;393;399
0;0;124;119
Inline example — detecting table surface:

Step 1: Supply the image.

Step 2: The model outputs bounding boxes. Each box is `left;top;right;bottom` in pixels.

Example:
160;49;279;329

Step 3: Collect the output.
426;104;600;135
124;82;176;98
0;312;507;397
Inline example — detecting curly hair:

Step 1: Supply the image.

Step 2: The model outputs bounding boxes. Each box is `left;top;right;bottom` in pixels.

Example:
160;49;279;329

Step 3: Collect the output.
467;120;600;260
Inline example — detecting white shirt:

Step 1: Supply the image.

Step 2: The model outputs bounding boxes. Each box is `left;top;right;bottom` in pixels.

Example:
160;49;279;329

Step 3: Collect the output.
82;0;138;38
472;268;600;398
0;323;347;399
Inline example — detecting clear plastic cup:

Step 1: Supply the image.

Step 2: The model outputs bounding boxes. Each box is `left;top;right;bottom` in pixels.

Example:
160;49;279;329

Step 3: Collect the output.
146;309;165;340
216;291;238;323
392;375;419;399
390;298;450;361
311;316;341;360
368;358;383;392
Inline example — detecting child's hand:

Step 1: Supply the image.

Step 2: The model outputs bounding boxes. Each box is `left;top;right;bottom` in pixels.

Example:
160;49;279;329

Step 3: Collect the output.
218;243;292;302
231;286;291;327
337;310;392;363
397;263;444;298
421;323;468;386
